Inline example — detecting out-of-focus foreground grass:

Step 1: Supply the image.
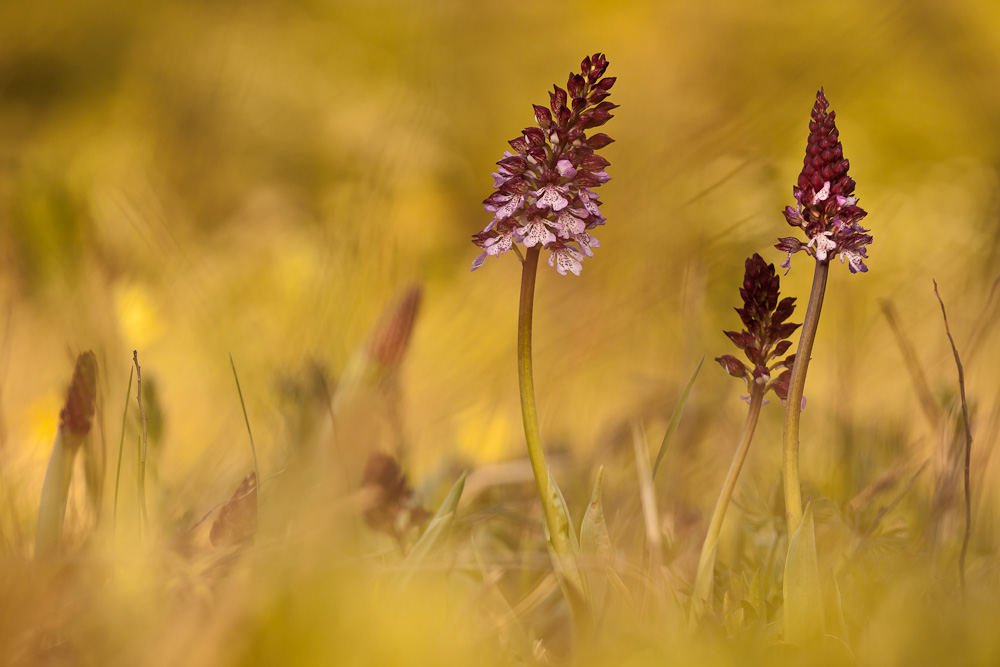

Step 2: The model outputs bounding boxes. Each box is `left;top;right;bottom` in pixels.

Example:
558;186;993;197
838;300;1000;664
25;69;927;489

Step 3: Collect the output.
3;0;1000;664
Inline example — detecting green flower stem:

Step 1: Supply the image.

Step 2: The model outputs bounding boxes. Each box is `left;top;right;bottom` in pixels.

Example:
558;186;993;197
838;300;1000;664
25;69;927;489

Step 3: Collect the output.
691;383;765;621
517;246;550;512
36;429;79;556
517;245;590;623
782;259;829;537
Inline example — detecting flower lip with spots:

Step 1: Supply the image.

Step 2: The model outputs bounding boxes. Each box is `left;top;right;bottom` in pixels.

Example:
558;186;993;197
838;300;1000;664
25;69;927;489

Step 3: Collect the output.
472;53;617;275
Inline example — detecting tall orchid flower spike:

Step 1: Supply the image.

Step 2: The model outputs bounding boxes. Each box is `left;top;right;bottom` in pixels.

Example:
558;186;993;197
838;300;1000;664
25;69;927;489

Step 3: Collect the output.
778;89;871;536
471;53;617;275
776;89;872;276
470;53;618;633
691;255;799;623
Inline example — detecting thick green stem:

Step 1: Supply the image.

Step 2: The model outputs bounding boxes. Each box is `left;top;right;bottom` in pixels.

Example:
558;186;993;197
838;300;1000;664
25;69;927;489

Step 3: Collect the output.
517;246;590;625
517;246;550;513
691;384;765;621
36;429;79;557
782;260;829;537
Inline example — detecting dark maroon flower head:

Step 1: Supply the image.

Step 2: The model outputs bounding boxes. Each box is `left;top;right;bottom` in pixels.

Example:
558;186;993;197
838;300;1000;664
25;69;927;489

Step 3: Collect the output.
777;89;872;275
471;53;617;276
716;254;799;401
60;351;97;442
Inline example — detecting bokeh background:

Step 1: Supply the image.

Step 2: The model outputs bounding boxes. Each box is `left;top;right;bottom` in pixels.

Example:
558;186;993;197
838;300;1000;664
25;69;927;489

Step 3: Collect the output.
3;0;1000;664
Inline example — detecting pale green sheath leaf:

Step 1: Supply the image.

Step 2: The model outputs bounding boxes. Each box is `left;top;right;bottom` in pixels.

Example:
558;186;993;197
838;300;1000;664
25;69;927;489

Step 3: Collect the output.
580;466;611;616
783;501;824;644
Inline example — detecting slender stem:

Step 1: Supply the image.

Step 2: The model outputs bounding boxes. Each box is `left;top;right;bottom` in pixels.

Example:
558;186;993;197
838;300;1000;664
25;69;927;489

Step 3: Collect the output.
517;245;592;629
933;280;973;598
517;246;551;519
133;351;149;536
691;385;765;621
112;367;134;542
230;355;262;518
136;435;147;536
782;260;829;537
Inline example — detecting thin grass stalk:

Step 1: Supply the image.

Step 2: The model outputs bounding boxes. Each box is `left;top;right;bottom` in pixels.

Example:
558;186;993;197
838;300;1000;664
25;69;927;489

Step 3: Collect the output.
933;280;974;597
133;351;149;536
230;354;261;517
112;367;134;540
782;261;829;536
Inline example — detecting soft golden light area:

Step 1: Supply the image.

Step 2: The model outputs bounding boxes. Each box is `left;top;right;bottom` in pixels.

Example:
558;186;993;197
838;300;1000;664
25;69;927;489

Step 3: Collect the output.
2;0;1000;664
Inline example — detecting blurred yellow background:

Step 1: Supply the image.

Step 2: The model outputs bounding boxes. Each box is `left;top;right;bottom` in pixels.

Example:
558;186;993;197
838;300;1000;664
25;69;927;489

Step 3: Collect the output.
2;0;1000;663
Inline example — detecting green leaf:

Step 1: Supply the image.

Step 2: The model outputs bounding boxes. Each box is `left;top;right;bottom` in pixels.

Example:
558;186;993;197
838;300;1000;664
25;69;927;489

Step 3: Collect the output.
652;356;704;479
783;502;824;644
404;471;466;565
545;471;591;626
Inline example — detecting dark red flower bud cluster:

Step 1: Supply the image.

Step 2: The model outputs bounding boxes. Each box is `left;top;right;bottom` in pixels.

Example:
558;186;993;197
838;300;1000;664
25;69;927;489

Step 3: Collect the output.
777;89;872;275
471;53;617;276
60;351;97;442
716;254;800;401
798;91;854;197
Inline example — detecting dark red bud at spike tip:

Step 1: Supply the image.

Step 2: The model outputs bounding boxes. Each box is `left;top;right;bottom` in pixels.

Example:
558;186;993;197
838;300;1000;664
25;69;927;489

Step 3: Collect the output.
589;53;608;80
60;351;98;442
781;88;871;274
798;89;855;198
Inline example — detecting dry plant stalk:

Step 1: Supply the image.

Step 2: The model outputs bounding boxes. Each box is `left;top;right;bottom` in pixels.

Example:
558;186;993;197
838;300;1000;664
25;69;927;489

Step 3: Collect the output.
933;280;974;597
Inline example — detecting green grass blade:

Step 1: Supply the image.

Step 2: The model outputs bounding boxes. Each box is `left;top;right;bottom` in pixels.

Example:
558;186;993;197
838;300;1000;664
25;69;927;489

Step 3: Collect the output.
652;356;703;480
404;471;467;565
